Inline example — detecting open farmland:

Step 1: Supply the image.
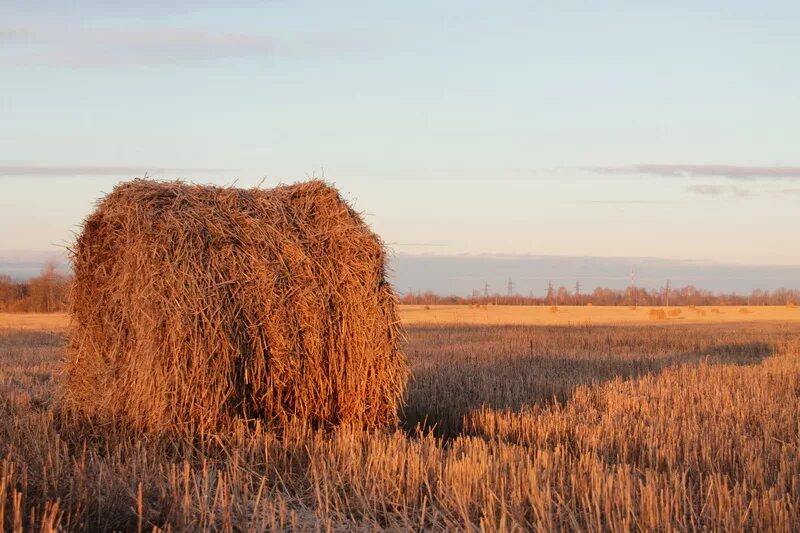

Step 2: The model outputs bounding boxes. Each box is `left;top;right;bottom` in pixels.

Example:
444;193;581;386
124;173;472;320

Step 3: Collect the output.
401;304;800;325
6;1;800;531
1;316;799;531
4;304;800;333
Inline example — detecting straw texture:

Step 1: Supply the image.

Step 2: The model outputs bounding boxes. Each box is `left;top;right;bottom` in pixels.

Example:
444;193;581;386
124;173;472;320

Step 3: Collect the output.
65;179;406;435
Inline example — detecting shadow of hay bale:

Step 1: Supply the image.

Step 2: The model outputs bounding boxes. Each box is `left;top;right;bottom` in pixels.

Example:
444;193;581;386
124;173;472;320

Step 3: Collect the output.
401;324;779;439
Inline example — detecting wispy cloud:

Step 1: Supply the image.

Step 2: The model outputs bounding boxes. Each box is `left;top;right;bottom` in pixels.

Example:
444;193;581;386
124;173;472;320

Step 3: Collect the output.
686;184;753;197
0;163;226;177
586;200;676;205
586;164;800;180
684;184;800;198
0;22;360;67
2;1;259;18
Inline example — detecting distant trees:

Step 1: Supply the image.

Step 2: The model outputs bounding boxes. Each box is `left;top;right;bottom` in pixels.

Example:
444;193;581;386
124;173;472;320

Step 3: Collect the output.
2;263;799;311
0;275;25;310
0;263;70;312
556;286;570;305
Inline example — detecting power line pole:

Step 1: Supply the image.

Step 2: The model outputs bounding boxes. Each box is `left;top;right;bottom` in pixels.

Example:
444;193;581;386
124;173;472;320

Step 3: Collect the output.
629;268;636;307
575;280;581;304
484;281;489;299
665;279;670;307
507;277;514;297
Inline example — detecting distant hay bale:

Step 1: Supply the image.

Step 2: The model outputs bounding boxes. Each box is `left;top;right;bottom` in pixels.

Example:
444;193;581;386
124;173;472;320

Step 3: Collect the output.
648;308;667;321
65;179;407;435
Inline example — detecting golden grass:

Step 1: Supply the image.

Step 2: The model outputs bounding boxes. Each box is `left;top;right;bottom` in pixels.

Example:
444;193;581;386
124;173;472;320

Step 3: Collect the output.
1;322;799;530
4;304;800;333
0;313;69;330
400;304;800;325
465;348;800;531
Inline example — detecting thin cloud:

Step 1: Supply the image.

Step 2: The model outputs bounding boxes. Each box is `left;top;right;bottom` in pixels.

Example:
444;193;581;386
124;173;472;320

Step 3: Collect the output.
386;242;447;247
0;163;227;177
1;1;262;17
586;200;676;205
0;22;360;67
586;164;800;180
686;184;753;197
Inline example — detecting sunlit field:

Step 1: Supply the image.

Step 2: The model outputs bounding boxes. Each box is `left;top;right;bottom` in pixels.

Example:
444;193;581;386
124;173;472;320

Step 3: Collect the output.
0;313;70;330
2;314;799;530
4;304;800;333
401;304;800;325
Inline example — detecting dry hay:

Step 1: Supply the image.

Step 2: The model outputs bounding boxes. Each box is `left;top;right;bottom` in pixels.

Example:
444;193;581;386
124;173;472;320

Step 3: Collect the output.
648;308;667;321
65;179;407;435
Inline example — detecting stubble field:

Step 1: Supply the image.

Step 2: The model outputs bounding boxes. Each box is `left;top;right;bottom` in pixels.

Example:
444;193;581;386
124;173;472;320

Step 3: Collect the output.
401;304;800;325
7;303;799;331
1;311;799;531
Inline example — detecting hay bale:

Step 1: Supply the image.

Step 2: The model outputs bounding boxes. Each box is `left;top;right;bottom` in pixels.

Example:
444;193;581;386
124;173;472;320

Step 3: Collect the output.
65;179;407;434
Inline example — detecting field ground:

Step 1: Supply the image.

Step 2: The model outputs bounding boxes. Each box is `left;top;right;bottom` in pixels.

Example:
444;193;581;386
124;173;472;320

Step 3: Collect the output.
401;304;800;325
3;304;800;332
1;317;799;530
0;312;70;330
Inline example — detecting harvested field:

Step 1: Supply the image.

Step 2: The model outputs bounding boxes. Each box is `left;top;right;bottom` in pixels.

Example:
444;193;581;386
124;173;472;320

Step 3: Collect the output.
4;303;800;333
401;304;800;325
0;313;69;331
2;321;799;531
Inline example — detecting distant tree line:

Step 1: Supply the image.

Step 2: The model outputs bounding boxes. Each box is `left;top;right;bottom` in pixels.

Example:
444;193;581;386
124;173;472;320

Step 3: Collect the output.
0;264;71;312
2;264;799;311
400;285;800;307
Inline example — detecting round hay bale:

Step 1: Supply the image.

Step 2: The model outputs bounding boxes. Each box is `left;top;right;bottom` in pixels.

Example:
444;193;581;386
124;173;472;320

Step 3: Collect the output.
65;179;407;435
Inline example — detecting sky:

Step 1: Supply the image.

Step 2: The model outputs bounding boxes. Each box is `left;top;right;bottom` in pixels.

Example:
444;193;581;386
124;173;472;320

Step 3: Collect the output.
2;1;800;292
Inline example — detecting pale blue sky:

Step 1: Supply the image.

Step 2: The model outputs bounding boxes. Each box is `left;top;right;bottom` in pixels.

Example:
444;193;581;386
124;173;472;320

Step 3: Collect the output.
2;1;800;266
